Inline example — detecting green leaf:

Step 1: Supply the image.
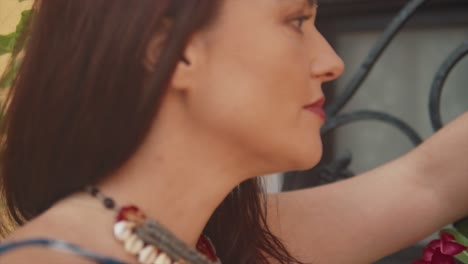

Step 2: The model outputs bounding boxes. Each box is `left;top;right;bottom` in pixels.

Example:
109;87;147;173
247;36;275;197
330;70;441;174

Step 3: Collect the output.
16;10;31;37
0;32;16;56
441;228;468;263
457;251;468;264
0;9;31;56
443;228;468;246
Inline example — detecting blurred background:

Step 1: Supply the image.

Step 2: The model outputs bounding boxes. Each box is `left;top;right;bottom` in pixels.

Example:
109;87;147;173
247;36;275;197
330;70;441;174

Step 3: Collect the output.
270;0;468;263
0;0;31;70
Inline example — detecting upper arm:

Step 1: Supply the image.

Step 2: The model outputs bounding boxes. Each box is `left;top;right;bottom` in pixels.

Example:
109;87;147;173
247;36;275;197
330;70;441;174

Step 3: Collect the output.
266;155;454;263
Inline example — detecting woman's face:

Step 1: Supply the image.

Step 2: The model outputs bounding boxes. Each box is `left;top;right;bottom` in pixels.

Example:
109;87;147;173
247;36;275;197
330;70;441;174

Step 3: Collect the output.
181;0;344;173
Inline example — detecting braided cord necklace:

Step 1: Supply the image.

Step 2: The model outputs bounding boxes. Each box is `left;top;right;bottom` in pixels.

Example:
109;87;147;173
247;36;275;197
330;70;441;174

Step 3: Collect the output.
85;186;221;264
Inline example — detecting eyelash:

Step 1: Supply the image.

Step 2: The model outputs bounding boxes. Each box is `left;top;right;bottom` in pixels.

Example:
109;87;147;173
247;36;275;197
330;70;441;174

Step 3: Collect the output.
290;15;313;33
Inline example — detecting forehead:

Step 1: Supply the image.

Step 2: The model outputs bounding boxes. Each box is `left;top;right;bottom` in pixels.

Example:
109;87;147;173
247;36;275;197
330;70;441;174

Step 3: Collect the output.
219;0;318;14
277;0;318;8
212;0;318;26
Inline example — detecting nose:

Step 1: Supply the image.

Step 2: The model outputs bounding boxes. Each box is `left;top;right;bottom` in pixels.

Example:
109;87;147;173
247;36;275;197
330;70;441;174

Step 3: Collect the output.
309;30;345;82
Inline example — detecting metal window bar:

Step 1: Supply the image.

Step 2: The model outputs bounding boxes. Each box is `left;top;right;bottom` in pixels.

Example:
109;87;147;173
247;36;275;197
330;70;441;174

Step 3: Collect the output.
282;0;468;231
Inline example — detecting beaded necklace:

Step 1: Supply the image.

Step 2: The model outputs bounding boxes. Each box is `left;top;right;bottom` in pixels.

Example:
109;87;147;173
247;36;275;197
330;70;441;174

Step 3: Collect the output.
85;186;221;264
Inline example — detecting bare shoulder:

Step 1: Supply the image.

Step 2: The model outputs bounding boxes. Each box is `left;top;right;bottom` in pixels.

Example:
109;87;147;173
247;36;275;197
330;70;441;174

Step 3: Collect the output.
1;211;66;244
1;204;128;264
1;223;96;264
0;244;96;264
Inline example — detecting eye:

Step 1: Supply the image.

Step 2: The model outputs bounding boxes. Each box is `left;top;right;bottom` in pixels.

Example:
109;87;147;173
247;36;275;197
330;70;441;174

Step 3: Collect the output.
290;15;312;33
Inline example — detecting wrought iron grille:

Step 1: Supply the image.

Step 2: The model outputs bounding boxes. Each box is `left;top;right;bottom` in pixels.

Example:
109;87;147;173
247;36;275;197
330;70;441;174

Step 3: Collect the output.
281;0;467;261
282;0;468;190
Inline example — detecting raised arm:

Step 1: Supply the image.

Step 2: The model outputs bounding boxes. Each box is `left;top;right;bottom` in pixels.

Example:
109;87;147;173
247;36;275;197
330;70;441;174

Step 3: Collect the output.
267;112;468;263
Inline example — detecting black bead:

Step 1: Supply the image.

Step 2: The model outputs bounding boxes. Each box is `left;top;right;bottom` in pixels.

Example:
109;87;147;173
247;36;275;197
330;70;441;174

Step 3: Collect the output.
103;197;115;209
88;186;99;196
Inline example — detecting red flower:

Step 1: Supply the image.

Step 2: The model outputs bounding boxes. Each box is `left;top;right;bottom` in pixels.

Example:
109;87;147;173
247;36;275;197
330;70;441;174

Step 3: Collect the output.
413;232;467;264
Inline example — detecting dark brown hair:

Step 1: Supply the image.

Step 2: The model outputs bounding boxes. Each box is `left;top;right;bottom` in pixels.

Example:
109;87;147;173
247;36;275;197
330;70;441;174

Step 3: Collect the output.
0;1;302;263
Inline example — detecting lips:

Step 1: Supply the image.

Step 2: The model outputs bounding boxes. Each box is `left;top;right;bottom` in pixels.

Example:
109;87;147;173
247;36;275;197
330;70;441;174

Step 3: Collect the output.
303;97;326;121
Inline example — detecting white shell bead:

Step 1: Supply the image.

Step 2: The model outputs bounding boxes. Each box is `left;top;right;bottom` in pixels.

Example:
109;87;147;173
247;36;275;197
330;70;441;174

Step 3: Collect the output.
114;221;135;241
154;253;172;264
124;234;144;255
138;245;158;264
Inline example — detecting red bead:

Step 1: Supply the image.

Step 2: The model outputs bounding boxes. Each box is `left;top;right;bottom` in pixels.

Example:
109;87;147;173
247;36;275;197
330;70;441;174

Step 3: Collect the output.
196;235;218;262
116;205;146;223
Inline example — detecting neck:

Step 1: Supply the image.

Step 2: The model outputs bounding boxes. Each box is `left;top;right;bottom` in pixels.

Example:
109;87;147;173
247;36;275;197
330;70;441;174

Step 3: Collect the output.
90;92;272;247
96;101;259;247
98;158;237;247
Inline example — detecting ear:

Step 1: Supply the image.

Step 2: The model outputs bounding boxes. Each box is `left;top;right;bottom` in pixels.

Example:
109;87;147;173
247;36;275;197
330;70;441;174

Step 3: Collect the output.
169;33;206;92
144;20;207;92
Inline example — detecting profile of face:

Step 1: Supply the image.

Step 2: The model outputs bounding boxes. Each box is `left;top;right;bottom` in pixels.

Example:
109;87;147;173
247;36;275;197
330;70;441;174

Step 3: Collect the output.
160;0;345;176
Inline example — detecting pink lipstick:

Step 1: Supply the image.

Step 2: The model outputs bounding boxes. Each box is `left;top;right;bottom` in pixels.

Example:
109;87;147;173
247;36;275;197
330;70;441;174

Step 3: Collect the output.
303;97;326;121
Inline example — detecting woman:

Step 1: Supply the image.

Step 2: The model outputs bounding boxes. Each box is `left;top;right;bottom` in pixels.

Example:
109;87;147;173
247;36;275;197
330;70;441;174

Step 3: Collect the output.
0;0;467;263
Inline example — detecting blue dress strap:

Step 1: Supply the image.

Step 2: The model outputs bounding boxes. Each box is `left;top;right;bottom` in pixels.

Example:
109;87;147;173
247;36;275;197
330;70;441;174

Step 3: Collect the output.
0;238;127;264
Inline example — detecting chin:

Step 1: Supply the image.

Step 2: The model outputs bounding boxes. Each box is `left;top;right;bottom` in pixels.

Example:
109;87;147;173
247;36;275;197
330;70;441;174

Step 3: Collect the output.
292;153;322;171
253;134;324;174
279;144;323;172
297;137;324;167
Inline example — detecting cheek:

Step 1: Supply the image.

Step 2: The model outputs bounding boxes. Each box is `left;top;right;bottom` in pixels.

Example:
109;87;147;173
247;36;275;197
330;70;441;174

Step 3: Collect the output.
204;28;310;122
190;23;322;170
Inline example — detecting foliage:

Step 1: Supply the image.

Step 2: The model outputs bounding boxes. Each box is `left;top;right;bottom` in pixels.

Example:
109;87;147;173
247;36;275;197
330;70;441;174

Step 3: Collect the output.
0;5;31;89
